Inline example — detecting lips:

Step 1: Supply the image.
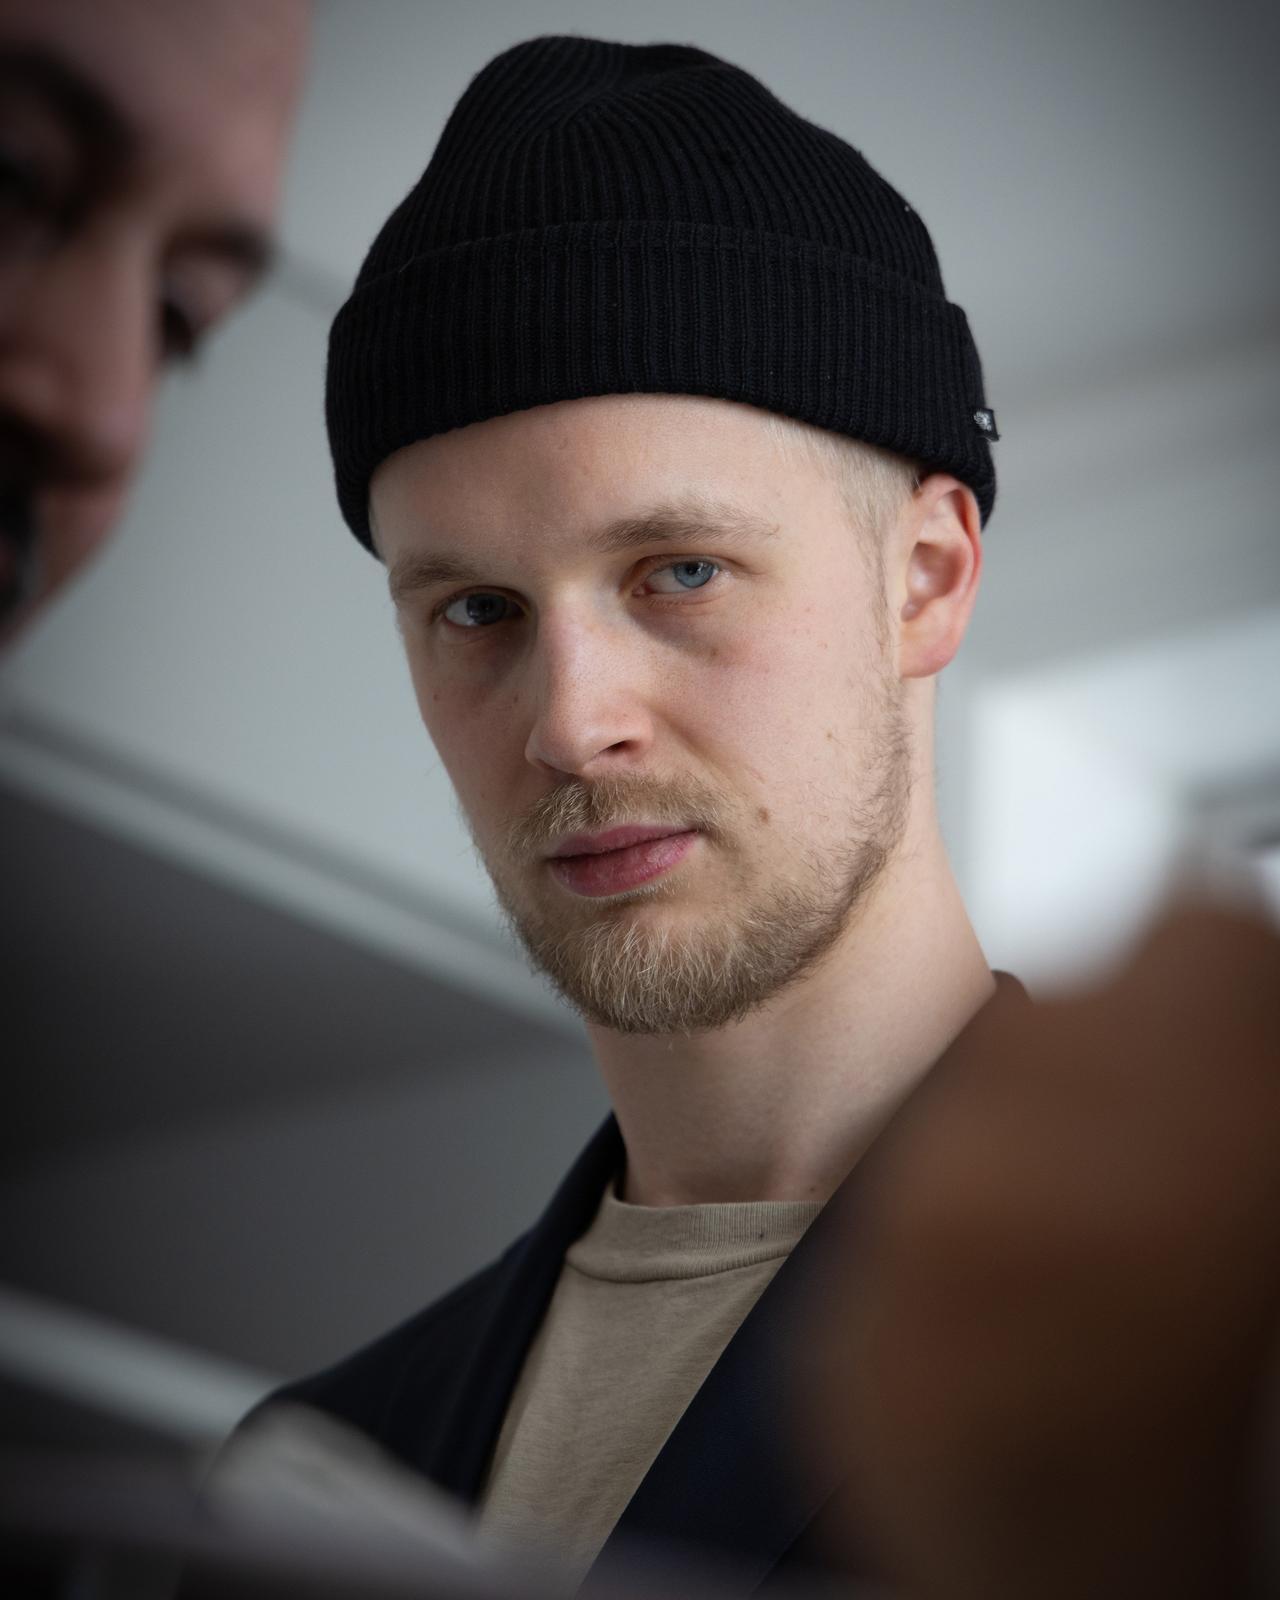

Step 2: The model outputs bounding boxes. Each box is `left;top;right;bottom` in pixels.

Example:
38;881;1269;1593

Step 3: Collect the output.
547;824;698;897
550;824;687;858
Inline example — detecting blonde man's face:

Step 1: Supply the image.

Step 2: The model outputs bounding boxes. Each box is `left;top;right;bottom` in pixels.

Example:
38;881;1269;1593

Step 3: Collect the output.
372;393;918;1034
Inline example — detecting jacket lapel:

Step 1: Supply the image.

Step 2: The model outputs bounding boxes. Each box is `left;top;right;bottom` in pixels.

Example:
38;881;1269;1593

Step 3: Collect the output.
425;1116;625;1503
585;1190;851;1594
587;972;1028;1590
429;975;1026;1576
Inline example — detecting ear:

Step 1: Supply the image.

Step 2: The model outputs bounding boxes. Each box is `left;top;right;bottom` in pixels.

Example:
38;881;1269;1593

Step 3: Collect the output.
893;475;983;680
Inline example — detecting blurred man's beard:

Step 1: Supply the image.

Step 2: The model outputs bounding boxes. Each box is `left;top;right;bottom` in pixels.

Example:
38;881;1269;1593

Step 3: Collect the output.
480;699;912;1036
0;485;39;630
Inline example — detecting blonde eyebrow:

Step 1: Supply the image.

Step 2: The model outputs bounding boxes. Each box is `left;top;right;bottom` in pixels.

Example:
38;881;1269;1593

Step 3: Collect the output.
590;501;779;554
387;552;485;604
386;500;777;603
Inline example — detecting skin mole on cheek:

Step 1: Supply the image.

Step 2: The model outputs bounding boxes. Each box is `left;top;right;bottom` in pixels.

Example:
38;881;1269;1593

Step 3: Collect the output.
757;806;771;824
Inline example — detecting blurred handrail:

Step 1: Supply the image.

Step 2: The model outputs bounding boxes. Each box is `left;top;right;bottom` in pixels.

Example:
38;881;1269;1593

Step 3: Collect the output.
0;1282;276;1445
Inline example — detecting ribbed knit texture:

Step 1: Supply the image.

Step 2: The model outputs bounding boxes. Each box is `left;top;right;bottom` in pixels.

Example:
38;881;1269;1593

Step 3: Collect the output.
327;35;997;549
565;1187;824;1281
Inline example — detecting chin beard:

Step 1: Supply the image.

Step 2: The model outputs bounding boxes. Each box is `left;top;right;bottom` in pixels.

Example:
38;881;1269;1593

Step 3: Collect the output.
485;706;912;1037
500;841;897;1034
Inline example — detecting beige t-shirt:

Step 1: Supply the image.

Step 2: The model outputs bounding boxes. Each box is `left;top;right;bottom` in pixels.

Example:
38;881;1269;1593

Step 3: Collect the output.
478;1182;821;1588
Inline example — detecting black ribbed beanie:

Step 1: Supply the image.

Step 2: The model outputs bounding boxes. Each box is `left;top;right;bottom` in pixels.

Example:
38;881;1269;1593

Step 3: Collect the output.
327;36;997;548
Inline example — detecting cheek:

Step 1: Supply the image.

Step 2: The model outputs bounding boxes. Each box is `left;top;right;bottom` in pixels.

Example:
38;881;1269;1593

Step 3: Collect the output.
689;595;860;740
37;486;128;596
692;599;886;802
410;666;526;819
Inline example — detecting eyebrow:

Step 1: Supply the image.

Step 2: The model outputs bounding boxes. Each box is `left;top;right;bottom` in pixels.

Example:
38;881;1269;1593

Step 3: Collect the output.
386;500;778;604
0;45;137;182
589;501;778;555
0;45;275;285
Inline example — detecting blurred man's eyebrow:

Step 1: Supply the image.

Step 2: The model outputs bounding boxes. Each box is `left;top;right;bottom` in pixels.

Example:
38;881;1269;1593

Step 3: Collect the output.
386;501;777;603
0;46;137;177
0;47;275;283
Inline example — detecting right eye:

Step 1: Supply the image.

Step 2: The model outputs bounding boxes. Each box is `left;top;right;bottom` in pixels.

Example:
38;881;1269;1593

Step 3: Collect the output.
441;592;520;629
0;93;83;250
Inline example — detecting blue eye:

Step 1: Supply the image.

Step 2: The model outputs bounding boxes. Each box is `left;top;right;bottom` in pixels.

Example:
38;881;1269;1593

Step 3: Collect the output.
649;560;719;593
442;592;517;628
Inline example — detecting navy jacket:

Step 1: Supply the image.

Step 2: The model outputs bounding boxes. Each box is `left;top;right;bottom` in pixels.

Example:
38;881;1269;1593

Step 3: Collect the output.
271;1111;864;1593
269;981;1023;1592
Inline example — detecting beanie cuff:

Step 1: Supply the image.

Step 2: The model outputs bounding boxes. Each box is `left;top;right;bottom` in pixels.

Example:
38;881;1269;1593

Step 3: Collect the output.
327;219;996;547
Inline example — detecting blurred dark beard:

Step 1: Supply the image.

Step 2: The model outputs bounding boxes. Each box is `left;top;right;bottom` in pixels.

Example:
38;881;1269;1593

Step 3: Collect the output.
480;690;913;1036
0;484;38;628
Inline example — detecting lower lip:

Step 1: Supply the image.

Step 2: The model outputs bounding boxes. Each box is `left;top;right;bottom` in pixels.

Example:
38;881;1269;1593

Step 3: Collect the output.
548;831;698;898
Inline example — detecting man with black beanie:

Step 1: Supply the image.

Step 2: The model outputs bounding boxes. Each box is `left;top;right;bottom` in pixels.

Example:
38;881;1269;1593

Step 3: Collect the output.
272;34;1002;1593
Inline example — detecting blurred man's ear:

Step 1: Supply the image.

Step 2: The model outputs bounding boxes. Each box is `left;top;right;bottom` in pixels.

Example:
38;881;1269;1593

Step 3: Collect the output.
893;475;983;680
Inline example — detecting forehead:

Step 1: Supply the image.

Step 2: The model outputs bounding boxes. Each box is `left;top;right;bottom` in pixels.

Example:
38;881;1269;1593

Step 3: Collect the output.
372;395;838;558
0;0;305;218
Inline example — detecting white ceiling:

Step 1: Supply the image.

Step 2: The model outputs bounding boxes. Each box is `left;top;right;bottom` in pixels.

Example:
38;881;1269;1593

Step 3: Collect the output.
969;605;1280;986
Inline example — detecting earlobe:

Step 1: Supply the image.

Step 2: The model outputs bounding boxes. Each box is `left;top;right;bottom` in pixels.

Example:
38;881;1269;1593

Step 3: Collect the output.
896;479;983;680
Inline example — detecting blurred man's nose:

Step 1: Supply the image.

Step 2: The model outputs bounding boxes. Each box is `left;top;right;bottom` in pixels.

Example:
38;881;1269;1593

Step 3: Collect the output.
0;236;154;496
523;611;657;780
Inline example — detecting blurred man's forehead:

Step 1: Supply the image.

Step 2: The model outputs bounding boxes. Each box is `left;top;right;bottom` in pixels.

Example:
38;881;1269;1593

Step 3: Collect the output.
0;0;306;218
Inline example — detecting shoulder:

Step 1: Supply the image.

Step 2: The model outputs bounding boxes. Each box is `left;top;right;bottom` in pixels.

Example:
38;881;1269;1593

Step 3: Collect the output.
251;1235;528;1445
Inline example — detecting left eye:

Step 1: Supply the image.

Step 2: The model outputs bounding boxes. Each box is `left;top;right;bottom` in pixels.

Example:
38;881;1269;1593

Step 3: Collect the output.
442;592;519;628
646;560;719;594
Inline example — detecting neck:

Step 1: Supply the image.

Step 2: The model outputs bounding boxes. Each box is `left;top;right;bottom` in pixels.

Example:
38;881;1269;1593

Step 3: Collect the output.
589;821;993;1207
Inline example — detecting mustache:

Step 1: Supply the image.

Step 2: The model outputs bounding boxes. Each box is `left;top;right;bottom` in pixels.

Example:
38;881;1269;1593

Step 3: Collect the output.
504;774;730;861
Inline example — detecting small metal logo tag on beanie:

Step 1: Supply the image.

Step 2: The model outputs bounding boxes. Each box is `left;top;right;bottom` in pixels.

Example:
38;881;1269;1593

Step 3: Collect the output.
973;408;1000;440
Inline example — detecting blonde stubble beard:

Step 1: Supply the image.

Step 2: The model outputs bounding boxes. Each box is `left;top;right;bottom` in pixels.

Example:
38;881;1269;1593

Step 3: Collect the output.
475;689;913;1037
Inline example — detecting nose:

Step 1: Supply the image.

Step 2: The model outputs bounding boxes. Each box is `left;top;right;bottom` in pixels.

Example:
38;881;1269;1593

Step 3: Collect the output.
523;611;656;779
0;233;154;497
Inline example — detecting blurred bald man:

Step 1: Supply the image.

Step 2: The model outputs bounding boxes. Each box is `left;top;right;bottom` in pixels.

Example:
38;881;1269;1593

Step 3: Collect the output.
0;0;309;642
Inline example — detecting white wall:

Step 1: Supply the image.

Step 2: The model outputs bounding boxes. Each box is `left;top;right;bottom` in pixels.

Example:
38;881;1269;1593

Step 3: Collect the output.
969;608;1280;987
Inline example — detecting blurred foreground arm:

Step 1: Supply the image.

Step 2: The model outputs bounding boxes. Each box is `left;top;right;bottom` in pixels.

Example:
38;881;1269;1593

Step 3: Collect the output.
810;900;1280;1599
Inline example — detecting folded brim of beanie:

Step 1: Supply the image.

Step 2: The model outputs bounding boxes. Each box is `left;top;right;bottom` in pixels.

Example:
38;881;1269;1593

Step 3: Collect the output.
326;219;996;549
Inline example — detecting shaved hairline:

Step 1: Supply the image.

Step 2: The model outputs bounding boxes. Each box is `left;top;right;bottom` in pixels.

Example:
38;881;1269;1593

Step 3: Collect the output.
370;410;920;576
758;415;921;657
759;414;920;541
